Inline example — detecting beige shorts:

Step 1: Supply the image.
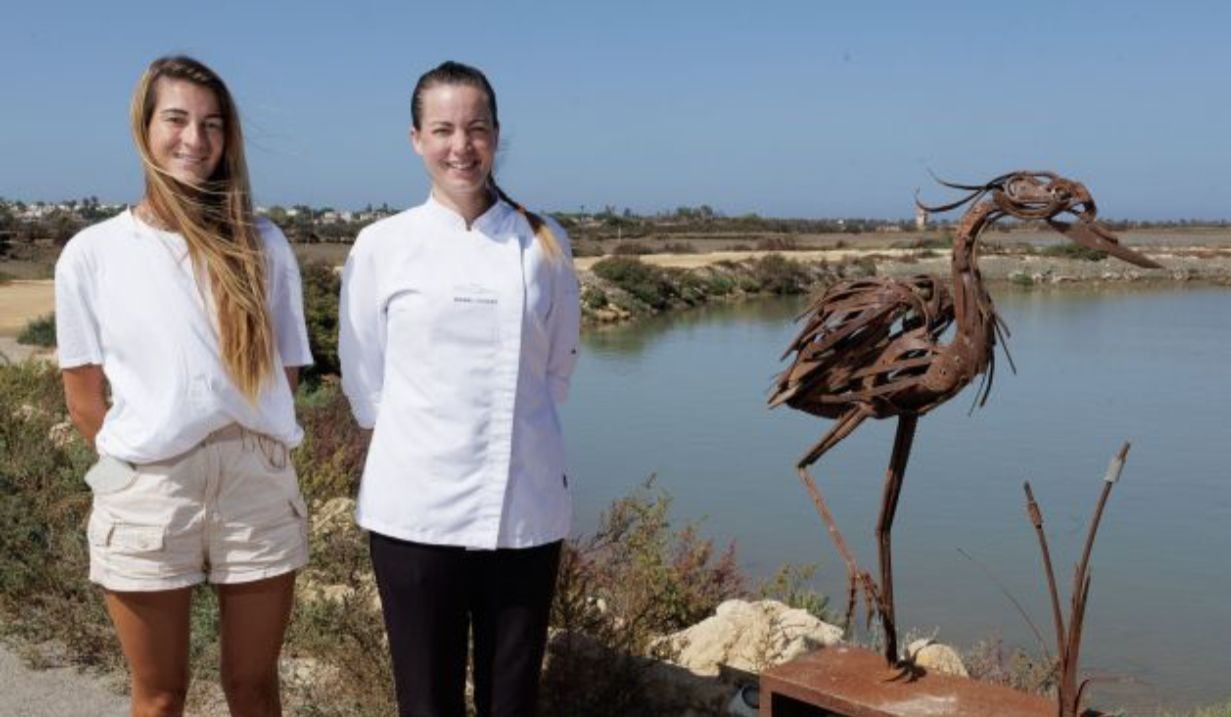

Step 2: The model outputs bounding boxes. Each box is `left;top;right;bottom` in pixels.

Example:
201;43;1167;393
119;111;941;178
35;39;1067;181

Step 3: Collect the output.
86;424;309;592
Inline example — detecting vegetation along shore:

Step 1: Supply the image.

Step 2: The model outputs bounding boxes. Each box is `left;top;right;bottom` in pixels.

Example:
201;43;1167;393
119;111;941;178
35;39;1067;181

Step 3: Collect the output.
2;200;1230;714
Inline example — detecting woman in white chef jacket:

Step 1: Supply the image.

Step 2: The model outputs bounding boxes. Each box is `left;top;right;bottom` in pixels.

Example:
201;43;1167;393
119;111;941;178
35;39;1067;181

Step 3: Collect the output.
339;61;580;716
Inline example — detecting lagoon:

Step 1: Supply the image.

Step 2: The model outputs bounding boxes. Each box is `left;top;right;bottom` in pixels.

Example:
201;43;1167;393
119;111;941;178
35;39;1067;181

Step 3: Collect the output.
563;286;1231;712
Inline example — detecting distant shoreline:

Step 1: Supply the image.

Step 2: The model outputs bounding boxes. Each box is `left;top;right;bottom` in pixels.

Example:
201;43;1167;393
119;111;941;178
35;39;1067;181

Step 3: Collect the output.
3;238;1229;340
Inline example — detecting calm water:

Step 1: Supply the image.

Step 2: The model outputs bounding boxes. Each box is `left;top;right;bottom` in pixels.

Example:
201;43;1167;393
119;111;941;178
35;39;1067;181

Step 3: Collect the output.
562;286;1231;712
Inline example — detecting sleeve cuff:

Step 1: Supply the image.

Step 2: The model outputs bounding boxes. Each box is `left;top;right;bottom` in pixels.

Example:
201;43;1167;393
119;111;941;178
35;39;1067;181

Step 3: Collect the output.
57;353;103;369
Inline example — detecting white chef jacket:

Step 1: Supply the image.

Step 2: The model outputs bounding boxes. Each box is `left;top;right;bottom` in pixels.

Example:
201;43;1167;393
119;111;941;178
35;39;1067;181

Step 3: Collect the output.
339;195;581;550
54;209;313;463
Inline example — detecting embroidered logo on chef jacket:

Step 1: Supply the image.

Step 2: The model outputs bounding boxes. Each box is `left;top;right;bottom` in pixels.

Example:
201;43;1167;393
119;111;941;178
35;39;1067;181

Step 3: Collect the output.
452;283;498;305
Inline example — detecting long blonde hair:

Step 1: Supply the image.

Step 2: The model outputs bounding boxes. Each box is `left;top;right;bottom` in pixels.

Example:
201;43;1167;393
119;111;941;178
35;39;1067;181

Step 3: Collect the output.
411;60;565;260
131;56;275;402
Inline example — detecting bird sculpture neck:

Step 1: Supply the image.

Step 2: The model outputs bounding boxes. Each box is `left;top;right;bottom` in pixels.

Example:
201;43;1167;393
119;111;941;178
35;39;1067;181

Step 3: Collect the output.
948;200;999;358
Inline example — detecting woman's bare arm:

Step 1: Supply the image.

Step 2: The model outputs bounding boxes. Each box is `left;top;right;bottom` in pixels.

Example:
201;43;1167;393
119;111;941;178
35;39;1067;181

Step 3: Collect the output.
62;365;108;448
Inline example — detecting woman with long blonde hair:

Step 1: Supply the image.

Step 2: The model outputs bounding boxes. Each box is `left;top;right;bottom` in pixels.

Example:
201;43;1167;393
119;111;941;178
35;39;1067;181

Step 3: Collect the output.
56;55;312;716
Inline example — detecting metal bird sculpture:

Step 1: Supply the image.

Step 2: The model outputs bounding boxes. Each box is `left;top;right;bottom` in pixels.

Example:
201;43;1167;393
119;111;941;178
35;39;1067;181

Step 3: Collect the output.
769;171;1161;665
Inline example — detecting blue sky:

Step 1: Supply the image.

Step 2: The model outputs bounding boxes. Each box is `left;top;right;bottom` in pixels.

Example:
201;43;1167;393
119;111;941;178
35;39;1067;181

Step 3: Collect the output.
1;1;1227;219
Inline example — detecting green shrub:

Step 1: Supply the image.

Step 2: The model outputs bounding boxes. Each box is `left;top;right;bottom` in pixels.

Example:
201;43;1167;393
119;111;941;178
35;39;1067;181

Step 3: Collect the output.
1010;272;1035;287
0;362;115;669
591;257;676;310
299;261;340;386
751;253;811;295
1039;243;1108;261
581;285;608;310
292;379;369;501
703;273;737;296
611;241;652;256
755;236;799;251
17;313;56;347
543;477;747;716
962;637;1055;695
671;270;709;307
756;563;832;623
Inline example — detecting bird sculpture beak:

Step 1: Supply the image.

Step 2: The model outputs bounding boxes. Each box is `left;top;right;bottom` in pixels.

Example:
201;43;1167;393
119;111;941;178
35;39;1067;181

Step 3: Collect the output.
1046;218;1163;269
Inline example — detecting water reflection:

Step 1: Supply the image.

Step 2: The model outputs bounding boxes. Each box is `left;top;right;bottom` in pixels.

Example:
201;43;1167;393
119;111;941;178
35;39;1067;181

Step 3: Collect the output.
565;286;1231;711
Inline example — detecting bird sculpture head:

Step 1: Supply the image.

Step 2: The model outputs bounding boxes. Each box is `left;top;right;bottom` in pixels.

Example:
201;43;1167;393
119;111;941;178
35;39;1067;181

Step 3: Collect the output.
921;170;1162;269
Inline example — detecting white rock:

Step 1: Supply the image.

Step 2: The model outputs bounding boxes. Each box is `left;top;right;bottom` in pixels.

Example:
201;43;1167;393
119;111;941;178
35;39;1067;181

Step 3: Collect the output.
661;599;843;676
906;638;968;677
312;497;357;539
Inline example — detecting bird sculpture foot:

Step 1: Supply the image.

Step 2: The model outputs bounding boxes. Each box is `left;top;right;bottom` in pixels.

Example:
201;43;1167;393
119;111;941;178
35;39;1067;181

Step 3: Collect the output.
838;568;883;636
887;654;924;682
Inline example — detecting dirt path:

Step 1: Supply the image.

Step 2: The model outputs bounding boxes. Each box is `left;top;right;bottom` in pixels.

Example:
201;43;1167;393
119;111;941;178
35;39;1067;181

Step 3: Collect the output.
0;641;128;716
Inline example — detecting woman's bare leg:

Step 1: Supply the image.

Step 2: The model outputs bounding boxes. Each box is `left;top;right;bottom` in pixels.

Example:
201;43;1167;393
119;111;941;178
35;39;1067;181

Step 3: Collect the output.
104;588;192;717
217;572;296;717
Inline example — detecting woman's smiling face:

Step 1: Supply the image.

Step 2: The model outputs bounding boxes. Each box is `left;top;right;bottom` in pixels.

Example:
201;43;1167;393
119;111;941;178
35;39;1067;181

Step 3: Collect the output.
146;78;225;185
411;83;498;210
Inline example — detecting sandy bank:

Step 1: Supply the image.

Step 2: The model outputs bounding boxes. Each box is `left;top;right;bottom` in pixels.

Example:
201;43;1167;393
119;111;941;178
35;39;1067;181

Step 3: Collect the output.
0;280;54;336
2;246;1227;340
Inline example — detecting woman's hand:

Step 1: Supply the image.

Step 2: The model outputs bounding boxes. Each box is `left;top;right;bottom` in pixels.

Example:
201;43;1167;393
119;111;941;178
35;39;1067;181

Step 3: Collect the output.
62;365;108;448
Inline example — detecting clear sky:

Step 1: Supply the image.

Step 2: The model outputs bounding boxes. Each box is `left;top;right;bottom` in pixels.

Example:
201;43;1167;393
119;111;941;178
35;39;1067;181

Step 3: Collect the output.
1;1;1227;219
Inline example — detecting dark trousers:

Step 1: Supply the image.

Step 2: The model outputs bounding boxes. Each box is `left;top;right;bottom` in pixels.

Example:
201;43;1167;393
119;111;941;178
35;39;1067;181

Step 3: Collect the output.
369;532;562;717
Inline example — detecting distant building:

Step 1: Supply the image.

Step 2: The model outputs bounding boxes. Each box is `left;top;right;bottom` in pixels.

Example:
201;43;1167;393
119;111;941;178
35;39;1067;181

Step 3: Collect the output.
915;205;927;231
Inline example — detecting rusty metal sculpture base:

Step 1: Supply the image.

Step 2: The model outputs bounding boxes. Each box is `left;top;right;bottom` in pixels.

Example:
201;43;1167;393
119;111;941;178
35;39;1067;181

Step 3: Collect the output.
759;645;1106;717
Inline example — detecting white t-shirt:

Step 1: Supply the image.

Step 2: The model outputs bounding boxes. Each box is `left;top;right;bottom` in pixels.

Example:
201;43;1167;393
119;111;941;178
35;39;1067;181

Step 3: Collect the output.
55;209;313;463
339;195;581;549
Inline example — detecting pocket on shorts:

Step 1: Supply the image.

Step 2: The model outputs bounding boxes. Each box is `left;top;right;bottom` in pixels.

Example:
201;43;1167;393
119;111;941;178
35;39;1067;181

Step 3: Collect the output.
290;494;309;540
83;456;140;495
290;494;309;519
89;513;165;553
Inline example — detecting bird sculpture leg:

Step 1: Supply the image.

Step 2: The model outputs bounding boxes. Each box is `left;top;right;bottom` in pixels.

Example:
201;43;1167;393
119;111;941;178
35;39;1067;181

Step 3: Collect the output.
874;413;919;665
796;405;878;631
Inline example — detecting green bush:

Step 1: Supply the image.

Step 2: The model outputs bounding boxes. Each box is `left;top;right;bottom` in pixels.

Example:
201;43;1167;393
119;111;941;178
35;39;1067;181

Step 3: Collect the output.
0;362;117;669
671;270;709;307
703;273;737;296
751;254;811;295
292;379;369;501
581;285;608;310
591;257;676;310
17;313;56;347
299;261;340;386
543;477;747;716
755;236;799;251
1039;243;1108;261
756;563;832;623
610;241;652;256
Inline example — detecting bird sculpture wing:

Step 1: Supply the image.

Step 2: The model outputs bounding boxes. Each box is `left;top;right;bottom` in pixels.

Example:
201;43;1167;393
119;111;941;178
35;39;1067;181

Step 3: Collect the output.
770;276;955;418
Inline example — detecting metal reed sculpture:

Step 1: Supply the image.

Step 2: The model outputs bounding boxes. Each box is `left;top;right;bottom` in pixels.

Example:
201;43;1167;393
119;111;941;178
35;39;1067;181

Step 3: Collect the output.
1025;441;1129;717
769;171;1161;665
